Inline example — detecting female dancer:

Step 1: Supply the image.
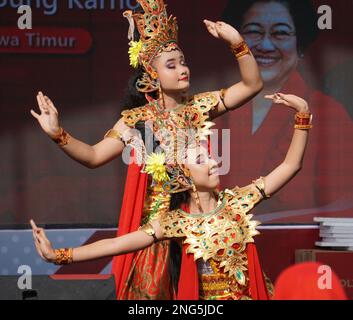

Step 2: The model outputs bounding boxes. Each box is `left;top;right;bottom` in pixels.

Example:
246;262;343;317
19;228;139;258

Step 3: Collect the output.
30;0;263;299
31;93;312;300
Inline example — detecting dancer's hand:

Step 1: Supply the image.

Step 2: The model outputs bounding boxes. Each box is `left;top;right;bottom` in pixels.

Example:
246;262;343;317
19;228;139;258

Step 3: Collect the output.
30;92;61;138
203;20;244;46
30;220;56;263
265;93;309;113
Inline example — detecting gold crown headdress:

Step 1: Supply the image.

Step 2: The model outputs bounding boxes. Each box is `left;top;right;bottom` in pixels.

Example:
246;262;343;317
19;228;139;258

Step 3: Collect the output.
124;0;180;92
144;151;194;194
144;150;208;212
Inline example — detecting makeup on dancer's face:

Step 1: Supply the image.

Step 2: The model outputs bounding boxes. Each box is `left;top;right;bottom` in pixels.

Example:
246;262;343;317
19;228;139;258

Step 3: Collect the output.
186;146;220;190
152;50;190;91
165;55;187;68
196;153;208;165
187;145;219;171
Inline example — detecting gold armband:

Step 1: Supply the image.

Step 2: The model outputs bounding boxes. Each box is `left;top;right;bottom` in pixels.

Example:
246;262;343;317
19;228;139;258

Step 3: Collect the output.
231;41;251;59
104;129;123;141
139;223;158;243
51;128;71;147
219;88;230;111
252;177;270;199
294;112;313;130
54;248;73;265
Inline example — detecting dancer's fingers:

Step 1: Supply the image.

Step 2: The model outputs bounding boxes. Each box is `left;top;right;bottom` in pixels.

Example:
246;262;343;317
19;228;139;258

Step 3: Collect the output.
30;110;40;119
34;227;51;245
32;229;37;243
36;228;45;237
204;20;217;34
30;219;36;228
34;240;46;261
265;94;282;102
38;92;50;114
36;94;45;112
264;94;275;100
204;21;213;31
203;19;213;25
35;234;41;245
38;92;47;107
44;96;58;114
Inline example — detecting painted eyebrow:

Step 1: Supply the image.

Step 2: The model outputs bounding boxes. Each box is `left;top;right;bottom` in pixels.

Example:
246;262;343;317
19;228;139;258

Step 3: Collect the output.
166;56;185;63
242;22;294;30
195;153;203;163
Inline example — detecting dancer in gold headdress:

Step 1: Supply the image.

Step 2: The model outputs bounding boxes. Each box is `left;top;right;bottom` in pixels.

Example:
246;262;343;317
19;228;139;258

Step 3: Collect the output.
31;93;312;300
30;0;263;299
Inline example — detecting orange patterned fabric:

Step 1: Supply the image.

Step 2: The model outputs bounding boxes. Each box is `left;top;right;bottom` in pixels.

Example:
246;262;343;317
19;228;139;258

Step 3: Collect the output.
112;154;149;299
120;240;175;299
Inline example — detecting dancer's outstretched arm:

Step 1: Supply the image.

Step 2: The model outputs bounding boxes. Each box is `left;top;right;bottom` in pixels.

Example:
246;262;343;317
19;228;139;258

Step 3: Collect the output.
30;220;163;264
260;94;310;196
203;20;263;119
31;92;130;169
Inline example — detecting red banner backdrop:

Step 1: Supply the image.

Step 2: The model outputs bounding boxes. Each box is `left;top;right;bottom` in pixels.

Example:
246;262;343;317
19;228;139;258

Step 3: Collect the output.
0;27;92;54
0;0;353;226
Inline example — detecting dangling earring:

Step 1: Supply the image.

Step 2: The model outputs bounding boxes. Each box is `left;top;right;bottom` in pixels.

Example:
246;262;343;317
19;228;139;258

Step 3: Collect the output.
158;79;162;99
191;184;203;213
157;80;166;110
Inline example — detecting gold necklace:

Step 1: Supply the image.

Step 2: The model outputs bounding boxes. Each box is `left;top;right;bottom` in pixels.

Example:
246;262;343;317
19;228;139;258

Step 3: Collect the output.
155;97;187;113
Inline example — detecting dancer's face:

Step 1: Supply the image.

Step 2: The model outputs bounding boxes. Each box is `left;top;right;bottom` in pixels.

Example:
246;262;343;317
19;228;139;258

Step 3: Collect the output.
185;144;220;190
152;49;190;94
240;2;298;88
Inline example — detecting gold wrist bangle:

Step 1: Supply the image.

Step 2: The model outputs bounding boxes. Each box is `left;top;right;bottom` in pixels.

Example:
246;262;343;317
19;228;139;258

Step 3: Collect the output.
231;41;251;59
54;248;73;265
51;128;71;146
294;112;313;130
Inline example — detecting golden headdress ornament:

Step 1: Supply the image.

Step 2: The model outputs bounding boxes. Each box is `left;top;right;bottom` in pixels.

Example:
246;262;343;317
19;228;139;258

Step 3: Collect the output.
144;151;194;194
143;148;207;212
123;0;179;85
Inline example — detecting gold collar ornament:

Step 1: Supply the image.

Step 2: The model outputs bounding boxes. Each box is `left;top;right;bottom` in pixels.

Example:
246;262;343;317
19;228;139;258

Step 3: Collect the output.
159;184;263;286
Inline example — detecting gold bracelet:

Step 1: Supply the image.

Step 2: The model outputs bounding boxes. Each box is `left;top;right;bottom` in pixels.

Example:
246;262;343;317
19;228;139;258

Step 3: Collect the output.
104;129;123;141
54;248;73;265
294;112;313;130
51;128;71;146
231;41;251;59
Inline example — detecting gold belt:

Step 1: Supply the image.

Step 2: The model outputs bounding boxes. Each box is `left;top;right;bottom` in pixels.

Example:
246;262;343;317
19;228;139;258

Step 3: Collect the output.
199;273;248;300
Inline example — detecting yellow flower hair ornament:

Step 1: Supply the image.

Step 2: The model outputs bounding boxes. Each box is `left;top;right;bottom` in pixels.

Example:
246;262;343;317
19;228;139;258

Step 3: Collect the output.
144;152;170;183
128;40;143;69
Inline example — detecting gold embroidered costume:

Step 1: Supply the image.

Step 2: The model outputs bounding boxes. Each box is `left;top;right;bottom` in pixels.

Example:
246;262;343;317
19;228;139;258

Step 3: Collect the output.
112;0;227;300
121;92;218;168
150;178;269;300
